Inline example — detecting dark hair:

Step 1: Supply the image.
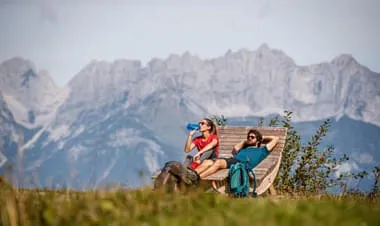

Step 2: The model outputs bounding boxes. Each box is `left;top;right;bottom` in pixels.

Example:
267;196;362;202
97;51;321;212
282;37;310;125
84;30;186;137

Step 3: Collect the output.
243;129;263;148
203;118;218;136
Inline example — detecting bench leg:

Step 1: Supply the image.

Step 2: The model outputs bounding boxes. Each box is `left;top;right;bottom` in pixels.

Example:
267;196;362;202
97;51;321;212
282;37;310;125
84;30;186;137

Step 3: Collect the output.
211;180;228;195
268;184;277;196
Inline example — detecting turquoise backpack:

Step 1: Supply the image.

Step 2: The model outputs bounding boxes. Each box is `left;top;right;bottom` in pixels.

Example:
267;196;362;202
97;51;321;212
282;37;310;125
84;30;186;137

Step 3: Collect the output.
229;162;257;198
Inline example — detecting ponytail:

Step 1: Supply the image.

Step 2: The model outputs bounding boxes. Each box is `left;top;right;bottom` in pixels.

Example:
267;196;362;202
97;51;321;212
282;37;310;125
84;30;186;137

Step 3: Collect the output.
204;118;218;136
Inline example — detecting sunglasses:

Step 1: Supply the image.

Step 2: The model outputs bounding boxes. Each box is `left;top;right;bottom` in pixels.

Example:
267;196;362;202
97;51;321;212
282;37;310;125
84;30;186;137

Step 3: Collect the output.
199;121;207;126
247;135;256;140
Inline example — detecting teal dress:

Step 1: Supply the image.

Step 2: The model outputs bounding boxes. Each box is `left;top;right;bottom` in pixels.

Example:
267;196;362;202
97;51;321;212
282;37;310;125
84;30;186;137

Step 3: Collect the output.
234;146;270;170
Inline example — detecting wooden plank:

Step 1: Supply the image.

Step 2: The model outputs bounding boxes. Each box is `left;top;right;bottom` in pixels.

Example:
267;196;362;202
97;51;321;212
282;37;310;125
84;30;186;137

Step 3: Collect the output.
218;126;287;131
219;146;285;155
220;140;286;146
219;142;287;147
256;173;267;182
253;169;267;176
219;136;287;141
217;152;281;159
219;146;283;155
264;156;280;162
203;169;229;180
218;149;284;157
219;137;287;142
219;143;285;150
258;158;279;168
220;139;287;144
268;153;279;158
219;148;285;155
268;152;281;157
218;153;233;157
220;142;286;147
221;138;286;143
219;130;287;136
219;131;288;136
258;160;277;168
269;185;277;196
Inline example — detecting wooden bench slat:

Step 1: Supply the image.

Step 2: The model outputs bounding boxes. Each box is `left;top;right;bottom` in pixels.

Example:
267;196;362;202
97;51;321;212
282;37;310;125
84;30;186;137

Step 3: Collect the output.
219;143;285;151
220;129;287;132
220;131;287;136
219;135;287;140
203;169;229;180
219;146;285;156
220;141;286;146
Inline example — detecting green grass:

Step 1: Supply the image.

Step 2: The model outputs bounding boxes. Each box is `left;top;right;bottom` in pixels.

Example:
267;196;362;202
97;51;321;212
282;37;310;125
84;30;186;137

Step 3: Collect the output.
1;182;379;226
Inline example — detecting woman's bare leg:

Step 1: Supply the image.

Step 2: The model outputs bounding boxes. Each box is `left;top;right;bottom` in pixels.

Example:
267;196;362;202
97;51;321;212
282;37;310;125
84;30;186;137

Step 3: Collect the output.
195;160;214;174
199;159;228;179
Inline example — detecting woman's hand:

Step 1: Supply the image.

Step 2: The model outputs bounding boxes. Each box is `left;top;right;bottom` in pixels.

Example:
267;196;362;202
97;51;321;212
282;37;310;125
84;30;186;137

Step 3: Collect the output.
189;129;197;136
193;152;201;162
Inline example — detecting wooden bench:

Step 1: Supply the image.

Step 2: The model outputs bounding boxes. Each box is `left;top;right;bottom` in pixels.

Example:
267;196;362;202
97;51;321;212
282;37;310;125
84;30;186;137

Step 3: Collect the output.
203;126;287;196
151;126;287;196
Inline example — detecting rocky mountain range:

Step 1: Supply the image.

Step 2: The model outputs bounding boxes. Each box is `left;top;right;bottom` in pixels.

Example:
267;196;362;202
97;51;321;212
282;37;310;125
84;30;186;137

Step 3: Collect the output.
0;44;379;189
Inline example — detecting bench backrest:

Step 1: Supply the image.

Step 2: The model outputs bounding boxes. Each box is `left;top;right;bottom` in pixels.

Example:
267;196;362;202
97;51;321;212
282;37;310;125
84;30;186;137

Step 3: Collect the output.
217;126;287;158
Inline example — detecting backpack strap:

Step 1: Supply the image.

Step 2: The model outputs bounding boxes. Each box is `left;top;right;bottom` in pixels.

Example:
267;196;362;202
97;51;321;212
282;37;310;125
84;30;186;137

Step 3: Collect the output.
249;169;257;197
241;159;258;198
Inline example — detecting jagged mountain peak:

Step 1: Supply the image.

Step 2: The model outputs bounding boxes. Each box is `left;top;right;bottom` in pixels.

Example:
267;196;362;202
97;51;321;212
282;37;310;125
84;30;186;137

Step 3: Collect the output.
219;44;296;66
0;57;36;74
0;57;38;89
253;44;296;65
0;57;68;128
68;59;142;87
331;54;359;68
0;57;59;90
160;51;203;71
257;43;270;50
74;59;142;74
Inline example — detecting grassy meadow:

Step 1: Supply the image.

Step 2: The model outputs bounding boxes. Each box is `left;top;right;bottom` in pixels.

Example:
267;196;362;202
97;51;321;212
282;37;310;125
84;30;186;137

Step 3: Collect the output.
1;179;379;226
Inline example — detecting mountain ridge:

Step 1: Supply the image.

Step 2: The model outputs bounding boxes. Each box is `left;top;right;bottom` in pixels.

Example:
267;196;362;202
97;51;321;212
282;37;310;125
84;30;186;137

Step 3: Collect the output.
1;44;379;128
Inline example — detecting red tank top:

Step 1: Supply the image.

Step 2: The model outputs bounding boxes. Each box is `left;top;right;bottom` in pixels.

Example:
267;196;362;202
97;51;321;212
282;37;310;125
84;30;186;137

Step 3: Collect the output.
192;134;219;156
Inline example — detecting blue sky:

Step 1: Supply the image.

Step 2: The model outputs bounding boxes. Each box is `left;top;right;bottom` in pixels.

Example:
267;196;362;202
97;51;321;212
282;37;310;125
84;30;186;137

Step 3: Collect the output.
0;0;379;86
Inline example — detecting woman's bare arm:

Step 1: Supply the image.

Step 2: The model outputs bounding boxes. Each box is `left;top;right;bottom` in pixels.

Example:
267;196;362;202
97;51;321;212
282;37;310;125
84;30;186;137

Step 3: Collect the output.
197;138;218;155
184;131;196;153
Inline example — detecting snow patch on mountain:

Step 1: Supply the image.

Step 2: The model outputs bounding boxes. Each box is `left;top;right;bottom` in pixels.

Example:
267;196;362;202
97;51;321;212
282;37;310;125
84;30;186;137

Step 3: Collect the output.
0;57;70;130
108;128;163;155
48;124;70;142
207;101;252;117
144;150;160;174
2;94;29;127
68;145;87;161
96;154;119;187
0;152;7;168
72;126;85;138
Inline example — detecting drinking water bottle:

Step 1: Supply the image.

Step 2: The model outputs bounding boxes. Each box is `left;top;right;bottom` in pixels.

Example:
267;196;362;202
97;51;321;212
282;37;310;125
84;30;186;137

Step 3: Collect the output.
186;123;200;131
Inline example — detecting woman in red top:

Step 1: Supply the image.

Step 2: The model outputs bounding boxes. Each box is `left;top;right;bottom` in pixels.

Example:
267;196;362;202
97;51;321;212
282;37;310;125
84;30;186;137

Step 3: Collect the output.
184;118;219;169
